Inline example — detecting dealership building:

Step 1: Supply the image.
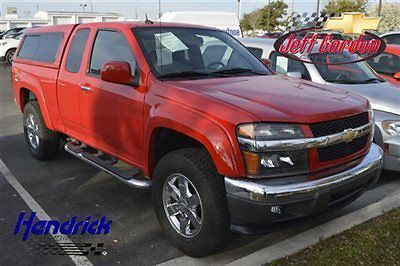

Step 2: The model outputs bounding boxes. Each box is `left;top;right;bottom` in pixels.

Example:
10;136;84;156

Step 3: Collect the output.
0;10;124;31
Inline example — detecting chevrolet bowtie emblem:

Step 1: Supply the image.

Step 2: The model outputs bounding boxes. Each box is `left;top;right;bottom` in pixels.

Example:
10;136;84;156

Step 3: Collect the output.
343;128;359;143
323;12;382;35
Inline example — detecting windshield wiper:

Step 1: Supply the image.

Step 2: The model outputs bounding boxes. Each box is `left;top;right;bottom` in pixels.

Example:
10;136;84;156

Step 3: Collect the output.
159;68;267;80
326;79;363;84
360;77;385;83
158;71;216;80
211;68;266;76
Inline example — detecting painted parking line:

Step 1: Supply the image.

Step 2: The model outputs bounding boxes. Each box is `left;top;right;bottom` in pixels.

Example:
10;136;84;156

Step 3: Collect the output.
0;159;93;266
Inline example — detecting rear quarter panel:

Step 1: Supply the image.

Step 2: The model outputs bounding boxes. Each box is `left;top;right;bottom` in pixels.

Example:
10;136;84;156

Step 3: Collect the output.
12;64;61;130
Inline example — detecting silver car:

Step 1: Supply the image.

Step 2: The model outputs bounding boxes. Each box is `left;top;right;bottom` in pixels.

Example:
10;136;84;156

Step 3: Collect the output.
241;38;400;172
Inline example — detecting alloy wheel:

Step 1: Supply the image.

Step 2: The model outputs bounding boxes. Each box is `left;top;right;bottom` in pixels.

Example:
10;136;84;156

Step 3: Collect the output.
162;173;203;238
26;114;40;149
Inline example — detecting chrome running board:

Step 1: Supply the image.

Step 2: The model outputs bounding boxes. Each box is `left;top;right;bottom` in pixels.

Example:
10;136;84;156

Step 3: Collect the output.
64;142;151;189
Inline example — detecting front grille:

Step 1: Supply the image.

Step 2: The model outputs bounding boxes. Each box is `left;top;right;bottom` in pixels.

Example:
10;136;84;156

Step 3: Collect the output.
310;112;369;137
318;135;369;162
310;113;370;162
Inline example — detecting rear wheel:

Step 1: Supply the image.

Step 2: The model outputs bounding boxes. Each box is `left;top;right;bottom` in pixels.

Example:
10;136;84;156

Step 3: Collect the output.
23;101;60;160
5;48;16;65
152;148;230;257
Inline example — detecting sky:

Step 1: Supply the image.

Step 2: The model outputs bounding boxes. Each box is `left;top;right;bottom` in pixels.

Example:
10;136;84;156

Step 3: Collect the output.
0;0;398;20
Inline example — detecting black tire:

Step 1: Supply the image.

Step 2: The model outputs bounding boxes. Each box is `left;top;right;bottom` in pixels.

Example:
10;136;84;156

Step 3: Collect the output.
152;148;230;257
5;48;16;65
23;101;59;160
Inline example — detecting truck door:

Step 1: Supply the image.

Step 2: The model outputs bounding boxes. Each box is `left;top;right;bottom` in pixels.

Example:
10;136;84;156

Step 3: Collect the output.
57;27;91;131
79;28;145;165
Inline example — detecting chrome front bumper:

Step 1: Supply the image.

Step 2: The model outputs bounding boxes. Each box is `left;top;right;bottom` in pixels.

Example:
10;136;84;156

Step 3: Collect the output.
225;143;383;203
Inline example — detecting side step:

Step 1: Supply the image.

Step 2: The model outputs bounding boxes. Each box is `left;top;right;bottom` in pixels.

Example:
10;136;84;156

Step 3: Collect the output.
64;142;151;189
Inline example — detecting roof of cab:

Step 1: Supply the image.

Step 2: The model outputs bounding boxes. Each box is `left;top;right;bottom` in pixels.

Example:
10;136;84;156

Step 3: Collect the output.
25;21;219;34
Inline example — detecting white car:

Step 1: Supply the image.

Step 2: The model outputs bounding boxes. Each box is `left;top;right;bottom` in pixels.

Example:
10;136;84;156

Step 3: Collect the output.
0;37;20;65
240;38;400;172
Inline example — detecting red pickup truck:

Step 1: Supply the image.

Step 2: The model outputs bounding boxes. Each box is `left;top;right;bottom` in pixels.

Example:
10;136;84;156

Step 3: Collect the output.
11;22;383;257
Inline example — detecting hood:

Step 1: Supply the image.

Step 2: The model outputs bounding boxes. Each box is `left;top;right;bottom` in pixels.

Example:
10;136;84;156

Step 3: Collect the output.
165;75;369;124
328;81;400;115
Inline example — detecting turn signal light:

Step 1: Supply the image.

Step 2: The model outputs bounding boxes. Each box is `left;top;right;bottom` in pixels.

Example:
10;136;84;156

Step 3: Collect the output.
243;151;259;175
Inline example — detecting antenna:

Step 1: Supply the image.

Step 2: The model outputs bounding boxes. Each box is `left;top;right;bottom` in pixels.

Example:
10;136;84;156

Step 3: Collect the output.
145;13;154;24
158;0;163;76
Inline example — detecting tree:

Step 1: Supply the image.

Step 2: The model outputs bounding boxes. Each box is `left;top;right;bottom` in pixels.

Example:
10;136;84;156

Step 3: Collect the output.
322;0;368;14
369;3;400;32
240;0;288;32
260;0;288;31
240;9;263;32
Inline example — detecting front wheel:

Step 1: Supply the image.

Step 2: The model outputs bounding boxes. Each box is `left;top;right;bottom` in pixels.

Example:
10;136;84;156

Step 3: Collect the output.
152;148;230;257
23;101;60;160
5;48;16;65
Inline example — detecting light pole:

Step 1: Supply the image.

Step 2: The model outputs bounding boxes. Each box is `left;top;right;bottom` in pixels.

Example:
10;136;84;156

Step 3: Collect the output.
378;0;382;16
316;0;320;17
291;0;294;15
80;3;87;12
267;0;271;33
237;0;242;20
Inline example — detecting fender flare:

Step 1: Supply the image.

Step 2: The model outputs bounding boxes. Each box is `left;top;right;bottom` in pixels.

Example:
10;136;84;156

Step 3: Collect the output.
17;82;55;131
144;106;240;178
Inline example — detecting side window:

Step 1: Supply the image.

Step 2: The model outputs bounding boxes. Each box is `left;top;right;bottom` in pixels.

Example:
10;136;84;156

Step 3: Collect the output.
246;47;263;59
18;35;40;60
288;59;311;80
270;52;289;74
17;33;64;63
270;52;311;80
66;29;90;73
367;52;400;75
89;30;136;75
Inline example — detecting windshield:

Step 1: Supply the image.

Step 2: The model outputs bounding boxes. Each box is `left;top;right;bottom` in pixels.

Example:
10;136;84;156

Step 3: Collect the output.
133;27;271;80
310;52;384;84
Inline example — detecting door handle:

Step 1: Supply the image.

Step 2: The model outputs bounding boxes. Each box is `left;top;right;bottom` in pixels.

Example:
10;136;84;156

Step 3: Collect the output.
81;85;92;92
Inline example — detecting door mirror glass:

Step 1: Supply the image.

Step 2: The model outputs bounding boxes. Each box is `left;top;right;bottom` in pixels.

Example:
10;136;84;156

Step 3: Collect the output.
101;61;140;86
286;72;302;79
394;72;400;80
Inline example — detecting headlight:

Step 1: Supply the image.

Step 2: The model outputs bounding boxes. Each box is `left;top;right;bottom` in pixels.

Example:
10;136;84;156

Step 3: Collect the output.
381;120;400;136
237;123;303;141
237;123;309;178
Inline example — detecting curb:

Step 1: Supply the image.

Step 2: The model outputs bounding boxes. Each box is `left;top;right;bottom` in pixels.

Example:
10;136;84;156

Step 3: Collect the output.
228;190;400;266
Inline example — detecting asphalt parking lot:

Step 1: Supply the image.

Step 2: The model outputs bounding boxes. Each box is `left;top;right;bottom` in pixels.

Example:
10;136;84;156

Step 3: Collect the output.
0;62;399;266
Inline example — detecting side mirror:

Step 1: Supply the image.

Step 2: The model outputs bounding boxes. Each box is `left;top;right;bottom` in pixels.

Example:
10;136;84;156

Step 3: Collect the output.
393;72;400;80
286;72;302;79
261;58;271;67
101;61;140;87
